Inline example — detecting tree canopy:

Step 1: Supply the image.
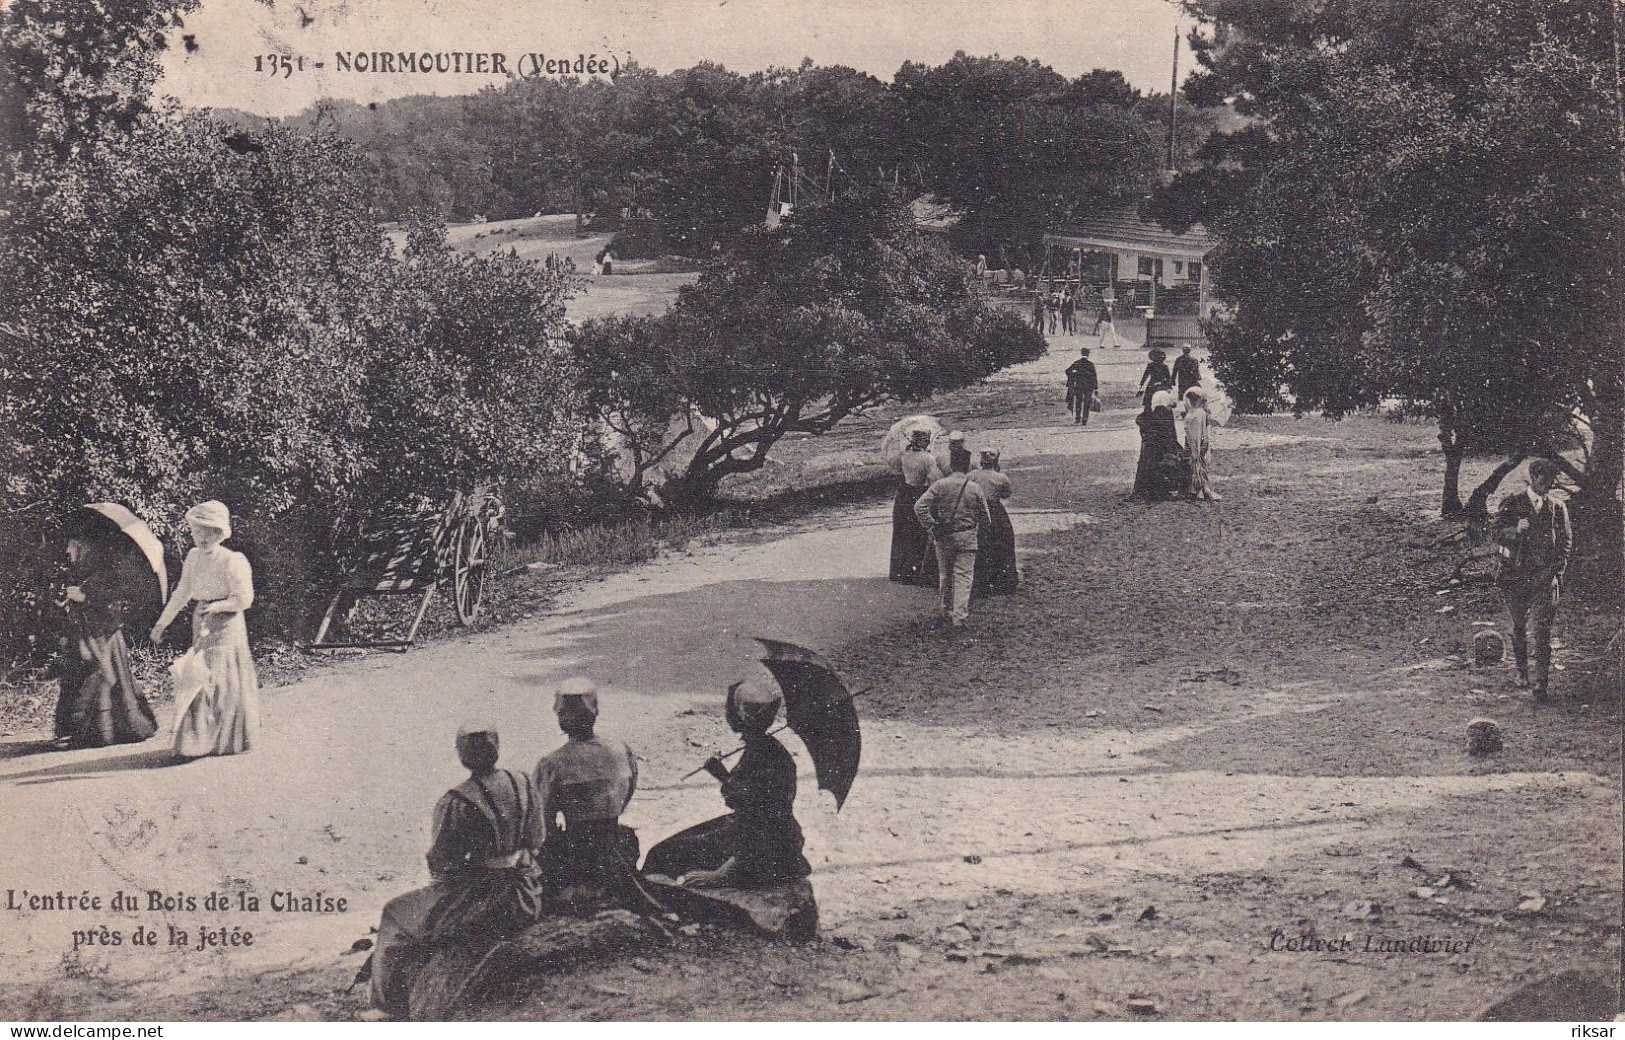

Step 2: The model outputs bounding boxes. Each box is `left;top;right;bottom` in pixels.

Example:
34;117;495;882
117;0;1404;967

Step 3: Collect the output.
1157;0;1622;521
570;187;1047;503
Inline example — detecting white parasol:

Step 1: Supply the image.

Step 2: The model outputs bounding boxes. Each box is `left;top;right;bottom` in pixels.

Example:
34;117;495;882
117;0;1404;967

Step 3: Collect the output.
168;650;208;739
879;415;949;471
82;503;167;600
1195;377;1234;426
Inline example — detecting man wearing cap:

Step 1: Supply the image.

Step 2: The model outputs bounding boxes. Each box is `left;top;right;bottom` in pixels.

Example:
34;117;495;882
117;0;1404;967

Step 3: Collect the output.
1491;459;1573;702
533;677;644;903
914;441;993;629
1064;346;1099;425
643;674;811;890
367;725;544;1018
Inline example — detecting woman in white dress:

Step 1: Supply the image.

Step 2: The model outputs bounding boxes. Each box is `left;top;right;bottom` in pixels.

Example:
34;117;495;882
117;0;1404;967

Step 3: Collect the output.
150;501;260;757
1183;387;1221;502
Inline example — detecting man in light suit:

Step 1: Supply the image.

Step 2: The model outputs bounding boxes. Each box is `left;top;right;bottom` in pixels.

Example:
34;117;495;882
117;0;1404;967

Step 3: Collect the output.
1491;459;1573;702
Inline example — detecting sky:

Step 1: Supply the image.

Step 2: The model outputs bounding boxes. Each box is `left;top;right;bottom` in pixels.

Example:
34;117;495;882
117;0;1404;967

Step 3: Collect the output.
160;0;1191;117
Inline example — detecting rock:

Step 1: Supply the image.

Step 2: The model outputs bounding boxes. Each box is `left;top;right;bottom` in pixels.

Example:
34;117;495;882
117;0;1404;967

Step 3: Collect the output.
1137;905;1158;922
1473;630;1506;665
1467;718;1504;756
1342;900;1379;921
1411;887;1436;899
1334;988;1370;1009
642;877;818;940
588;983;629;997
259;1004;322;1022
963;854;983;864
1126;998;1160;1015
1092;1000;1117;1016
821;980;878;1004
1478;970;1618;1021
895;942;922;962
408;909;667;1021
1515;895;1547;914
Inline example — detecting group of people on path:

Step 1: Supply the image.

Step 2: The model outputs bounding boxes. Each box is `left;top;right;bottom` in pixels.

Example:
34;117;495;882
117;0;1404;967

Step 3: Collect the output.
1130;345;1220;502
889;429;1019;629
368;674;810;1018
1031;285;1118;347
55;499;260;760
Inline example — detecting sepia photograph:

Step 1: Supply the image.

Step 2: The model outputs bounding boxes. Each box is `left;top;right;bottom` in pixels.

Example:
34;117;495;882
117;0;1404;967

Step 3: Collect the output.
0;0;1620;1026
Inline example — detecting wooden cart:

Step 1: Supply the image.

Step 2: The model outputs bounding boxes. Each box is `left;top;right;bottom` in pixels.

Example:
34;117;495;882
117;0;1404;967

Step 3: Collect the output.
307;488;505;651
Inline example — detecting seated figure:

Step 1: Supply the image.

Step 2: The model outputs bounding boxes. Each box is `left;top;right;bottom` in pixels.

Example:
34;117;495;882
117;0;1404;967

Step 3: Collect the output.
533;677;647;908
367;725;544;1018
644;675;812;890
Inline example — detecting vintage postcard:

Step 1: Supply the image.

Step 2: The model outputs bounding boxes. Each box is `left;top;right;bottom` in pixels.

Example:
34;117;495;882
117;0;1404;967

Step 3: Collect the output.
1;0;1619;1027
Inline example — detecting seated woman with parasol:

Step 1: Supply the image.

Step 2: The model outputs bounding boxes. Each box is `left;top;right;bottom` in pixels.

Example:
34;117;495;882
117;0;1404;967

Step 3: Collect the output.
54;504;163;748
644;671;811;890
645;639;859;893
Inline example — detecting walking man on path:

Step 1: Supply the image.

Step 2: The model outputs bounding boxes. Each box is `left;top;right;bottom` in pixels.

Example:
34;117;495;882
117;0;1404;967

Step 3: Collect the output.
1065;346;1098;425
914;442;992;630
1172;344;1202;397
1491;459;1573;702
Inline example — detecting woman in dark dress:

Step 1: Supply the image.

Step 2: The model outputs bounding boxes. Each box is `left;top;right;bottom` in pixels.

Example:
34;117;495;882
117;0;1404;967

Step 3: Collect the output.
1138;348;1174;413
642;678;811;890
55;519;159;749
1131;391;1187;501
970;448;1019;597
889;428;944;586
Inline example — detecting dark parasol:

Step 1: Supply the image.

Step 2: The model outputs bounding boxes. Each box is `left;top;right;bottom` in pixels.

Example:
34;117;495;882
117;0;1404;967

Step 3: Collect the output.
752;637;861;811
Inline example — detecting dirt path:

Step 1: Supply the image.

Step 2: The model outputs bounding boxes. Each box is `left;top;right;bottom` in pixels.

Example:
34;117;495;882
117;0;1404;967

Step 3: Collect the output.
2;340;1617;1022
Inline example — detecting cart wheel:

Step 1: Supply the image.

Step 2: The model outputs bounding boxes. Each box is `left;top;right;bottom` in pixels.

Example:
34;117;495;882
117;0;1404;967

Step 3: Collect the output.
453;516;487;626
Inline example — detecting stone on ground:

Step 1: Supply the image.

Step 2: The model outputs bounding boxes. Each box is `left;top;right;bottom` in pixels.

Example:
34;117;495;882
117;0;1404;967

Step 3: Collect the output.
642;877;818;940
1466;718;1503;756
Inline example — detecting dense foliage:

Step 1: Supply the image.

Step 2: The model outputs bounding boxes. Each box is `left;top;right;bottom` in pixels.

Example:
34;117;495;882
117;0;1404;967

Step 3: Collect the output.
269;54;1206;265
0;1;577;651
571;189;1048;503
1156;0;1622;523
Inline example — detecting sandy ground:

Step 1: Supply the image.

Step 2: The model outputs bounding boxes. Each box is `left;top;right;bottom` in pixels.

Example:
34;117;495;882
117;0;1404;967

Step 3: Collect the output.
1;326;1618;1023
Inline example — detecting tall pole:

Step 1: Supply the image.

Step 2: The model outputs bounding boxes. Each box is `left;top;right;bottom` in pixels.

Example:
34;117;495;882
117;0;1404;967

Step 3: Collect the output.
1167;28;1179;173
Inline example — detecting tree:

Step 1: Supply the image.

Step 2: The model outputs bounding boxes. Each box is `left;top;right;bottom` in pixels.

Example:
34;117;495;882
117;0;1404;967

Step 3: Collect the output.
571;188;1047;504
892;54;1159;263
1160;0;1622;528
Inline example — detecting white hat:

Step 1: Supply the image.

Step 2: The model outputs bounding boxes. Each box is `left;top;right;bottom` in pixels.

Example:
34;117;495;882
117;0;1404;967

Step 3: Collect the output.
184;500;232;540
554;676;600;717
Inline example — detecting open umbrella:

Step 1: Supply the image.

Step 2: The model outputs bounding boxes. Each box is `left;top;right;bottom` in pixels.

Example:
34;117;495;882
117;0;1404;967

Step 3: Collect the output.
752;637;861;811
879;415;949;472
81;503;167;602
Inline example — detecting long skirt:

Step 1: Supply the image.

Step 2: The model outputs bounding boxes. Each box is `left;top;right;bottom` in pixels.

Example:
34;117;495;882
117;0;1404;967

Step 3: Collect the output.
972;501;1019;597
173;607;260;758
369;876;535;1015
55;627;157;748
643;812;810;889
1188;450;1211;497
888;483;938;586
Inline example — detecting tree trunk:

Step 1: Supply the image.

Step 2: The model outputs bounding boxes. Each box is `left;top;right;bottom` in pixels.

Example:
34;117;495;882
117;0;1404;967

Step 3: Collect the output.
1438;399;1465;516
1464;454;1526;518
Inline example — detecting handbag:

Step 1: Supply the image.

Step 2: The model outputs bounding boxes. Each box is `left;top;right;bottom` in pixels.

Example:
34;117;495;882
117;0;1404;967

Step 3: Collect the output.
1090;393;1103;412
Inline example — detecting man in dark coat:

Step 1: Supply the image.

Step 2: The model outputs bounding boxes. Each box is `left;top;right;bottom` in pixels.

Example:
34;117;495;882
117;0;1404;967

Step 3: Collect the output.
1064;346;1099;425
1172;344;1202;397
1491;459;1573;702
